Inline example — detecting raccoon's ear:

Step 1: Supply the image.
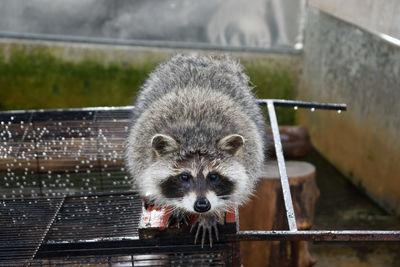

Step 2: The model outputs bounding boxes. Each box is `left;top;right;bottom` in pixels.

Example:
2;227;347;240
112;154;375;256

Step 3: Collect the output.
217;134;244;156
151;134;179;157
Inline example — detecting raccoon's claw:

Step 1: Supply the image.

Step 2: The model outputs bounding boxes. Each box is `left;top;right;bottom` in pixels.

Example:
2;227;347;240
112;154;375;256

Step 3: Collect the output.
167;212;190;228
191;215;219;248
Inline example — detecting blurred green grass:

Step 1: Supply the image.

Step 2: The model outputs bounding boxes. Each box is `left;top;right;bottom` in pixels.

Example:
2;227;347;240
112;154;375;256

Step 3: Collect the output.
0;49;157;110
0;48;298;124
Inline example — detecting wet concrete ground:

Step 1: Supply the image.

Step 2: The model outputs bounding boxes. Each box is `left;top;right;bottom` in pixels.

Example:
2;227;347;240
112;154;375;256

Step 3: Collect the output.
303;149;400;266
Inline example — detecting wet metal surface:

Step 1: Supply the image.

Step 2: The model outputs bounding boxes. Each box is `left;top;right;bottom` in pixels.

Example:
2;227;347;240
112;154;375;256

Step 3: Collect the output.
0;197;64;266
0;107;133;198
1;100;400;266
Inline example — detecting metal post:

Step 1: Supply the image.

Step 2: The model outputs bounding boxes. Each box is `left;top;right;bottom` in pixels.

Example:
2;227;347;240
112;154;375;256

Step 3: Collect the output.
266;100;297;231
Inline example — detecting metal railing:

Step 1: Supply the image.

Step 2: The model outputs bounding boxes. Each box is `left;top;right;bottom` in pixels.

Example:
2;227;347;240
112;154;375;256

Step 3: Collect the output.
253;99;400;242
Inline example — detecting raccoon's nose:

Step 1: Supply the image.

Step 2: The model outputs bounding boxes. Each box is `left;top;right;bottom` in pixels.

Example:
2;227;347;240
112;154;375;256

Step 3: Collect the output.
194;197;211;213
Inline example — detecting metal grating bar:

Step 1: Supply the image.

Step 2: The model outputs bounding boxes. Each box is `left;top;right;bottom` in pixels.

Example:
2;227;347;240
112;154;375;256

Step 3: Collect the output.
29;195;65;262
231;230;400;242
266;100;297;231
36;230;400;259
31;251;228;266
37;241;233;259
258;99;347;111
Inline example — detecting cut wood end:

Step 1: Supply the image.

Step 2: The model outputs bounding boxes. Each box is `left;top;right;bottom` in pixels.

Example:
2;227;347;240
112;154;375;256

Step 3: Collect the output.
260;161;316;180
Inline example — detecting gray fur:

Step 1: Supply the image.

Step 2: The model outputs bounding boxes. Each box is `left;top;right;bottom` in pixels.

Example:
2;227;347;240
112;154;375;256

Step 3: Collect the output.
125;54;266;210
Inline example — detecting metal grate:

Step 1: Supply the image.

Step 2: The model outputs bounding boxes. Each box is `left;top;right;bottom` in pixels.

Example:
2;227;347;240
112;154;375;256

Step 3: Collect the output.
0;107;133;198
46;192;142;243
0;105;238;266
0;99;399;266
0;197;64;266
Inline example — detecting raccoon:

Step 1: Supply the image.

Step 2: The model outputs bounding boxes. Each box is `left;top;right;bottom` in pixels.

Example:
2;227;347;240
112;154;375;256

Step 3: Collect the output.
125;54;266;247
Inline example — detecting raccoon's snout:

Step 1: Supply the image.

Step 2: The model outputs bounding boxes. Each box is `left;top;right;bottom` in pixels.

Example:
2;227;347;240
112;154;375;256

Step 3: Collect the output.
194;197;211;213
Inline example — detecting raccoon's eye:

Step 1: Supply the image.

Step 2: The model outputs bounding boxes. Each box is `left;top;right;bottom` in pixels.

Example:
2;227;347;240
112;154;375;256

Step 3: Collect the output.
179;173;191;182
208;172;220;183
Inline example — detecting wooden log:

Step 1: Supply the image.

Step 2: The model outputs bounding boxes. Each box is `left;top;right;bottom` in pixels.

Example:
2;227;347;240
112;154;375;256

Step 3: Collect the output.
266;126;312;159
239;161;319;267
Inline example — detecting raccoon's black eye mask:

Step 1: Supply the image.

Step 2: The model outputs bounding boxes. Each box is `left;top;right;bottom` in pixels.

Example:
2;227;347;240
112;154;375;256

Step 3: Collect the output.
160;171;235;199
207;173;234;197
160;173;191;198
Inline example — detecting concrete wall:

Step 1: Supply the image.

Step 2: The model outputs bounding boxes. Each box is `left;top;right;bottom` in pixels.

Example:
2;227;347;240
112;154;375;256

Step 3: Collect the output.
309;0;400;40
298;6;400;214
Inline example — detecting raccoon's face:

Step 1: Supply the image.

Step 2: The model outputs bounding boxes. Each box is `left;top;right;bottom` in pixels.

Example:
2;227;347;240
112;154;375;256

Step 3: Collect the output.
159;162;235;213
147;133;249;214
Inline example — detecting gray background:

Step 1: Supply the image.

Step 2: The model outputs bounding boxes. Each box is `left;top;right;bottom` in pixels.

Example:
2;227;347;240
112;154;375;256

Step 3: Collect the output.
0;0;304;50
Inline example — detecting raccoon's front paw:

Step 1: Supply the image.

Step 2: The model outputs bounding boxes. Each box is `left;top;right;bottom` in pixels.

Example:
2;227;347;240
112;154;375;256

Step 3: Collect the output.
167;211;190;228
191;214;219;248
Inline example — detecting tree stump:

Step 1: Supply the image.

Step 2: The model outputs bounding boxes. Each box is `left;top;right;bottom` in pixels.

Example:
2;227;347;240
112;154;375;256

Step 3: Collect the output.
239;161;319;267
266;126;312;159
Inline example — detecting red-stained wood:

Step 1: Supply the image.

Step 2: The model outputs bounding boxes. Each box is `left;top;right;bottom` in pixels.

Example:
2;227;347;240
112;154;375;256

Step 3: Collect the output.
138;202;238;240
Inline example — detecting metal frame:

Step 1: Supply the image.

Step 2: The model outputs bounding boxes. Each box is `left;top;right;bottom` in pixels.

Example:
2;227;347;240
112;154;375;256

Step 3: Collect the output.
35;99;400;250
36;230;400;259
30;99;400;247
1;99;400;266
254;99;400;242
